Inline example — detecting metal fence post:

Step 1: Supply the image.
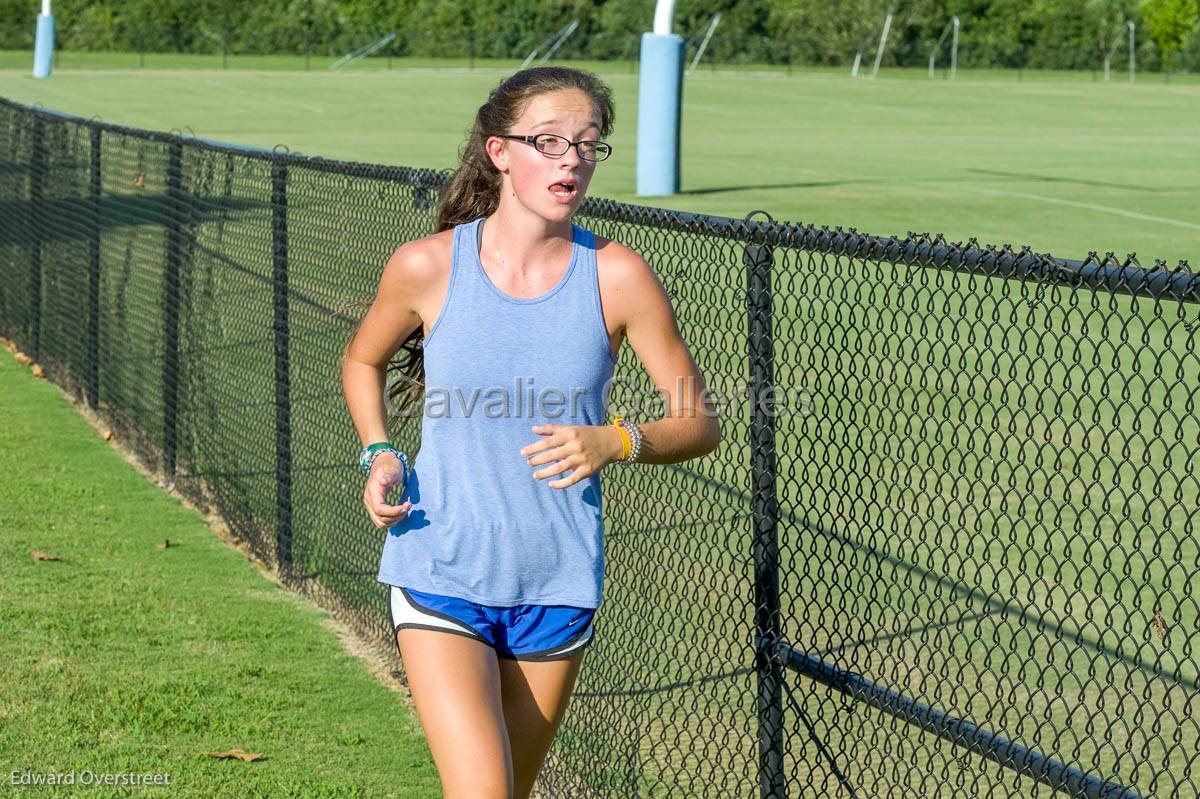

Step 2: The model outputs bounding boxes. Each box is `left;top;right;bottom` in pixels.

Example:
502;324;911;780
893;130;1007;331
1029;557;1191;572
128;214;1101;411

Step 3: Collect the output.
163;141;183;477
272;159;293;571
28;116;45;360
87;126;101;408
745;210;783;799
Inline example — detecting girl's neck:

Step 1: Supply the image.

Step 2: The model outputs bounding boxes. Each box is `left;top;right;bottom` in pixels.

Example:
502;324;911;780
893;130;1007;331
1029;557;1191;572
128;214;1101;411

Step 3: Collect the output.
481;203;573;272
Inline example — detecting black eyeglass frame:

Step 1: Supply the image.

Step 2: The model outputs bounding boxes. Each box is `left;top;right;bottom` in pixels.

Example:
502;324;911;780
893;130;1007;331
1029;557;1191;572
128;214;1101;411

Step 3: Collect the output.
496;133;613;162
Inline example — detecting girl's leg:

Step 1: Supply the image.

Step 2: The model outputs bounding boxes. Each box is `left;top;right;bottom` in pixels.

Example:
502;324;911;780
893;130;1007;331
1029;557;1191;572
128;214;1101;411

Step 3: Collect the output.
397;628;514;799
497;650;586;799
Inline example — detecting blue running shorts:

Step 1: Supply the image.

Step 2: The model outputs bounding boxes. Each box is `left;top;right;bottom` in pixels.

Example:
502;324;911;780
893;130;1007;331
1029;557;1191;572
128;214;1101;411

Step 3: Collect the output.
387;584;597;661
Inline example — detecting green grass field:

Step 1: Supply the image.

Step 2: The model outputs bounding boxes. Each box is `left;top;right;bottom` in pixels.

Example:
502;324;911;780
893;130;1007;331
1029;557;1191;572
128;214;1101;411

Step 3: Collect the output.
2;56;1198;797
0;350;441;798
0;55;1196;267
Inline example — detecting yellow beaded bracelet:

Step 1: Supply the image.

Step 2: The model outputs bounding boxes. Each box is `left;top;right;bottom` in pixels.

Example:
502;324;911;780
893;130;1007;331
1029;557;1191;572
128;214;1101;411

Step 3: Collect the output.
612;415;632;461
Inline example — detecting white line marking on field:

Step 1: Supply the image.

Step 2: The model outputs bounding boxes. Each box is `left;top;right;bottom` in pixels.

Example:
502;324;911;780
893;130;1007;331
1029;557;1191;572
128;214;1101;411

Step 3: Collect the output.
197;79;325;114
966;186;1200;231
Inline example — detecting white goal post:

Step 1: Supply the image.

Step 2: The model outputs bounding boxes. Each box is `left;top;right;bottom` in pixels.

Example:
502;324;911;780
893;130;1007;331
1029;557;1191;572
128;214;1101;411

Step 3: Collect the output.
851;12;893;79
928;16;959;79
1103;21;1136;82
329;32;396;70
521;19;580;69
686;12;721;75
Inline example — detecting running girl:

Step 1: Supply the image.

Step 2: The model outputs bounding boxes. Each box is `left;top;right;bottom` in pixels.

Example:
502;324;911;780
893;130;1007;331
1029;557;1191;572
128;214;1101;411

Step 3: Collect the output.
342;65;720;799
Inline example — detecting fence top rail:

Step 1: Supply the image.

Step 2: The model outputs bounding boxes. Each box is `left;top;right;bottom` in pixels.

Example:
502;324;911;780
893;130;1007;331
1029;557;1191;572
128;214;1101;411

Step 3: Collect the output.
3;95;1195;305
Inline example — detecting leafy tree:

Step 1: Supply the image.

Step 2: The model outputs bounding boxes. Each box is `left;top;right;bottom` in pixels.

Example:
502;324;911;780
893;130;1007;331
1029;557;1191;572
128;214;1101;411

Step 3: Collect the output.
1;0;1196;71
1140;0;1199;69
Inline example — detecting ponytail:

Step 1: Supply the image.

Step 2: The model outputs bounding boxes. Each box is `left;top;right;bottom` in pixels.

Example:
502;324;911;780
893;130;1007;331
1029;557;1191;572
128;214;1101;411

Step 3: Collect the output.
435;118;502;231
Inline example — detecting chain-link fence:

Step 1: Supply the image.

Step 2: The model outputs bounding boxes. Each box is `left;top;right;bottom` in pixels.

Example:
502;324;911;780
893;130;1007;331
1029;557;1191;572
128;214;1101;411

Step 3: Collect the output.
1;95;1197;798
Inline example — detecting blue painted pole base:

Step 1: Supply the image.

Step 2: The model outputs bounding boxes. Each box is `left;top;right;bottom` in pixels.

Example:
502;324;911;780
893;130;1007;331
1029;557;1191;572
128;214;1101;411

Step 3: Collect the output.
636;33;684;197
33;14;55;79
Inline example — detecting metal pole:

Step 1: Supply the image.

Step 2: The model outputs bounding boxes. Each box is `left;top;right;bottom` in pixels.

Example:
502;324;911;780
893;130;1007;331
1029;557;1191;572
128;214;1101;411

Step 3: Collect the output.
777;643;1145;799
687;12;720;75
163;141;183;477
28;117;45;358
272;159;293;571
930;18;956;79
1128;21;1135;83
950;16;958;79
745;210;783;799
33;0;54;78
86;126;101;409
870;12;892;80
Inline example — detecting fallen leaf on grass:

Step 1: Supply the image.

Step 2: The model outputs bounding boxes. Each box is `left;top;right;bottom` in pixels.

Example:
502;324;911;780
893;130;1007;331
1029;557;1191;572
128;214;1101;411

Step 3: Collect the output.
31;363;44;378
155;539;171;550
14;352;31;365
31;549;61;561
206;749;263;762
1151;611;1168;642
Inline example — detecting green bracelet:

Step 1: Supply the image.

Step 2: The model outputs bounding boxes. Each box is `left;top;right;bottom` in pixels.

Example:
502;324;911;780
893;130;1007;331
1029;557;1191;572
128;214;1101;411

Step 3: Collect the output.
358;445;410;493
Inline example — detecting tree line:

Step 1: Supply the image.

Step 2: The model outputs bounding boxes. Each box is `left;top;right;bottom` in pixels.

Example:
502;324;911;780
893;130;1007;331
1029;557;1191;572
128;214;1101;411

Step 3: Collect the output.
1;0;1197;71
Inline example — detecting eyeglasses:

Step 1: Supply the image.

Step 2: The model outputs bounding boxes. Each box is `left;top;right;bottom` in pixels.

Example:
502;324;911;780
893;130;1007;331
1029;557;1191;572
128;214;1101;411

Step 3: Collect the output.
497;133;613;162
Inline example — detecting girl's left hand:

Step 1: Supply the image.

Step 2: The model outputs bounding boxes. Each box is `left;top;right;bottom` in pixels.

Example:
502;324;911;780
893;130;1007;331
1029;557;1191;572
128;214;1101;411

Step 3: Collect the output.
521;423;623;489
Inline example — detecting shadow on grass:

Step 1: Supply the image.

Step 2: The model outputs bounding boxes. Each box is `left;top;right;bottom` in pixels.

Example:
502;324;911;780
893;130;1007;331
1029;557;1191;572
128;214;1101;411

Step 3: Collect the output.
0;192;266;247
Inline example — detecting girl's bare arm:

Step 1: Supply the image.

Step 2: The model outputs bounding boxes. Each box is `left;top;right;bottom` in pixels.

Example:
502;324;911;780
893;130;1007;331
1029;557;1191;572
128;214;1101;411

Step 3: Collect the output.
598;240;722;464
341;240;437;446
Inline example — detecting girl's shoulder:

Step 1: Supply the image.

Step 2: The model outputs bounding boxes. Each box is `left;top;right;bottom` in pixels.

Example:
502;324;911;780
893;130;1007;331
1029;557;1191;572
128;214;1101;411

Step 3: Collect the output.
384;227;456;287
593;232;653;279
592;232;669;332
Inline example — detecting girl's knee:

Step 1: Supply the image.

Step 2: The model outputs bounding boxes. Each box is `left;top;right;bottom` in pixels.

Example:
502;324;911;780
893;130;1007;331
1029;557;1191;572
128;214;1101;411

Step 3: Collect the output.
444;772;512;799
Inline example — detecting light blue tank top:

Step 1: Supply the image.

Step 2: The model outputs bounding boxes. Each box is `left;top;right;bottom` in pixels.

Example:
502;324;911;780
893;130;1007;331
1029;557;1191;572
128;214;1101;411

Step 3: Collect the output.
376;216;618;608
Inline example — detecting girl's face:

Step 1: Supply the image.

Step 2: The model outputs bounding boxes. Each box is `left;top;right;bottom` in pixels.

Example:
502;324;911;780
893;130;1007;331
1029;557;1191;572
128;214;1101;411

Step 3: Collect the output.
486;88;603;222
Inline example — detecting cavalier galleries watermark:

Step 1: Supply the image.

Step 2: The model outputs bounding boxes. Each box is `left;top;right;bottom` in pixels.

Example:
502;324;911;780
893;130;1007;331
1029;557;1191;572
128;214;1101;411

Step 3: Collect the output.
388;374;814;420
10;769;171;788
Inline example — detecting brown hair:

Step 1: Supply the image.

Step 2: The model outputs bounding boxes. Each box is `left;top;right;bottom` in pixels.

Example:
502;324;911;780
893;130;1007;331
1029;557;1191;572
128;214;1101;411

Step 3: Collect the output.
346;66;616;442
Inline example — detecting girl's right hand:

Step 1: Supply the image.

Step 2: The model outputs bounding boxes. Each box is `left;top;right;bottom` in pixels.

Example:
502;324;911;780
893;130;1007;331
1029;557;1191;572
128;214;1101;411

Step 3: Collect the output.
364;453;412;529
